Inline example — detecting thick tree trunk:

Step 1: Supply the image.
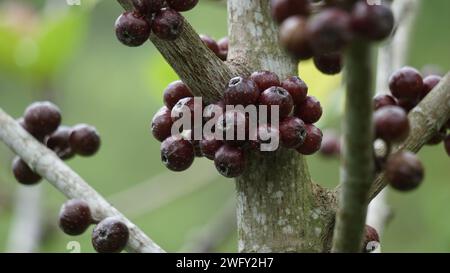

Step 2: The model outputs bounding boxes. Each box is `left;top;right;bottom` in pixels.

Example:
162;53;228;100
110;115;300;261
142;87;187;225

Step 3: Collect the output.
227;0;334;252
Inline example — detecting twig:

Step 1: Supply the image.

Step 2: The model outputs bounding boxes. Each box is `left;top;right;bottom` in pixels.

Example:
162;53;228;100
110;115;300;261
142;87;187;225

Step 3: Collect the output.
6;184;43;253
179;196;236;253
332;41;375;252
0;107;165;253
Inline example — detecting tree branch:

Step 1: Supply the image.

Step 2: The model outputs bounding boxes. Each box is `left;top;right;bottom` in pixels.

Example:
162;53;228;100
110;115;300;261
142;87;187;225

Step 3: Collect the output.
369;72;450;200
332;41;375;252
0;108;165;253
118;0;235;102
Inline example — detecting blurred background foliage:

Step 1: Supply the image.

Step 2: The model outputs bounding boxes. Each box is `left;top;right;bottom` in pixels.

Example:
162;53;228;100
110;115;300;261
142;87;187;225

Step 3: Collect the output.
0;0;449;253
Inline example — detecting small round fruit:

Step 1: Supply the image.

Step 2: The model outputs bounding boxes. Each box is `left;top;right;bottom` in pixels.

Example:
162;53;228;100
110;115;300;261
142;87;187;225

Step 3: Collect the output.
420;75;441;99
397;98;418;113
69;124;101;156
363;225;380;253
279;16;313;60
131;0;165;16
24;101;61;138
320;130;341;157
151;106;174;142
214;145;246;178
250;70;280;91
259;86;294;119
254;124;281;152
11;157;41;185
351;2;394;41
224;77;260;106
217;37;228;61
307;8;352;54
167;0;199;12
295;96;322;124
279;117;307;148
200;34;220;56
373;94;397;110
215;110;248;146
426;127;446;145
296;124;323;155
386;151;424;192
270;0;311;24
152;8;184;40
59;199;93;236
200;138;223;160
115;12;151;47
281;76;308;105
389;67;424;100
171;97;201;125
444;135;450;156
163;80;193;109
313;52;343;75
374;106;410;143
92;217;129;253
46;126;75;160
160;136;195;171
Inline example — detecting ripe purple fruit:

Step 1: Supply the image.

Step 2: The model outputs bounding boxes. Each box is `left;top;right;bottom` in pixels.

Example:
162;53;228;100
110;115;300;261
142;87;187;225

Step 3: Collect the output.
23;101;61;138
389;66;424;100
115;12;151;47
373;94;397;110
152;8;184;40
307;8;352;54
171;97;201;125
131;0;165;16
320;130;341;157
167;0;199;12
397;98;418;113
420;75;441;99
259;86;294;119
215;110;248;146
163;80;193;109
313;52;343;75
69;124;101;156
11;157;41;185
374;106;410;143
59;199;93;236
160;136;195;171
200;138;223;160
254;124;281;152
45;126;75;160
426;128;446;145
250;70;280;91
151;106;173;142
279;16;313;60
386;151;424;192
217;37;228;61
214;145;246;178
200;34;220;57
295;96;322;124
279;117;307;148
281;76;308;105
270;0;311;24
351;2;394;41
224;77;260;106
92;217;129;253
296;124;323;155
363;225;380;253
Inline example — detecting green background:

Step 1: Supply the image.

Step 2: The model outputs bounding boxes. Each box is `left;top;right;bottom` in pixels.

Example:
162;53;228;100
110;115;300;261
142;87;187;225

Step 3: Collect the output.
0;0;449;252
